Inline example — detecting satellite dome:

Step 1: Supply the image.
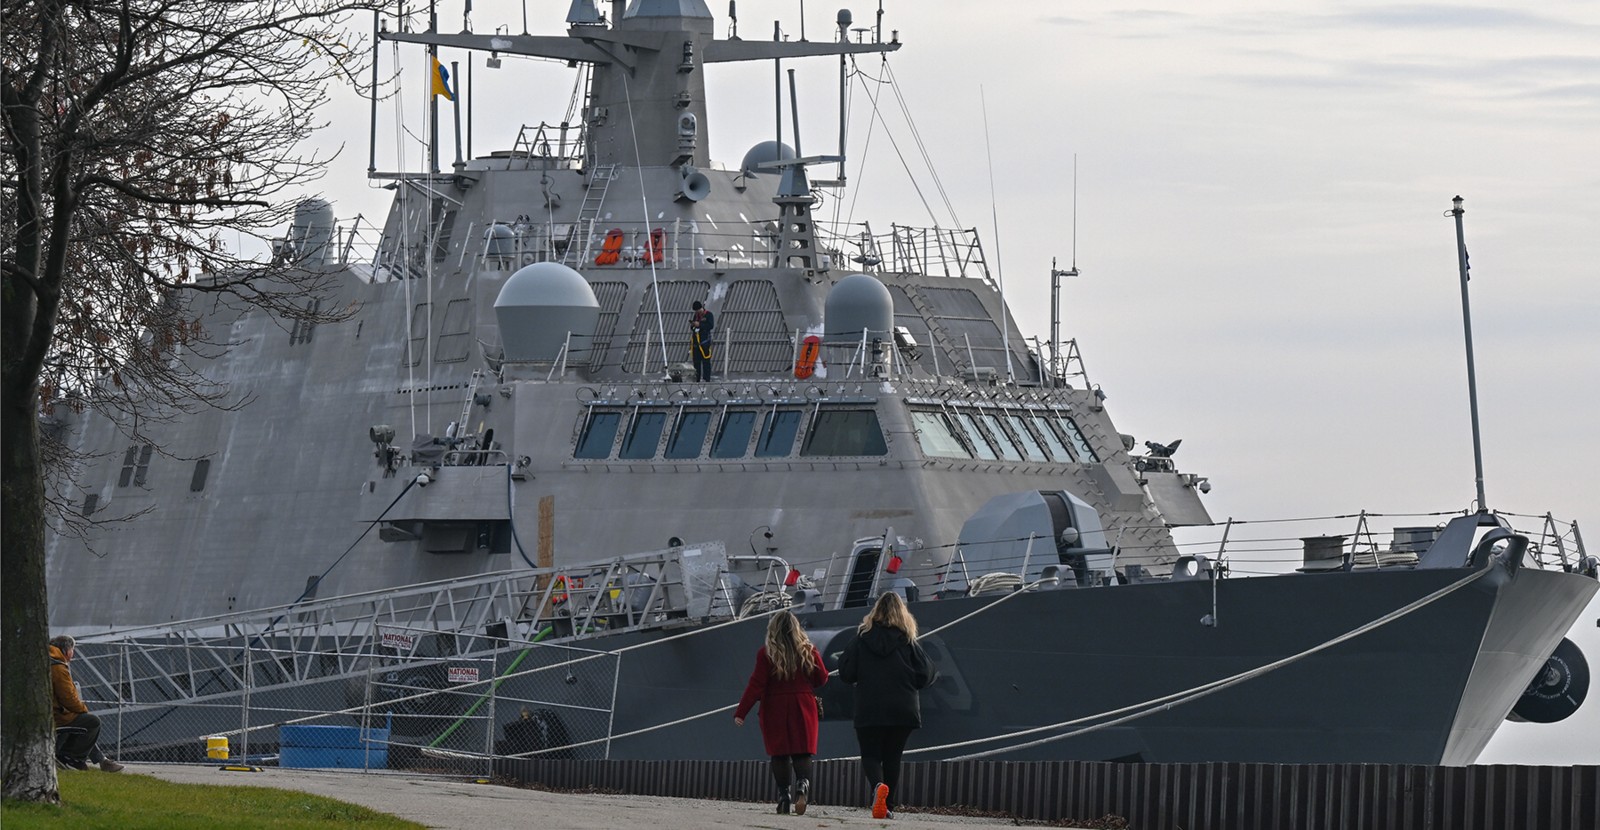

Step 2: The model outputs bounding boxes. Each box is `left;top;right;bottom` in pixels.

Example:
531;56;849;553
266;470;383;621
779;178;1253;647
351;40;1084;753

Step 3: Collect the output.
494;262;600;362
740;140;796;175
824;273;893;344
484;223;516;258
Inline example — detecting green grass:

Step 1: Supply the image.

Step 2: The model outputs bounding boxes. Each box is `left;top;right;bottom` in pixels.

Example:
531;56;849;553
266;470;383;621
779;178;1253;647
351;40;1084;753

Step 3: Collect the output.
1;770;426;830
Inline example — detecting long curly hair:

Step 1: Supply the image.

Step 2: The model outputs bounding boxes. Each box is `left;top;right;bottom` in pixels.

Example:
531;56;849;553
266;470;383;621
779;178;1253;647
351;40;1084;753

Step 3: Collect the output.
764;610;818;679
858;591;919;640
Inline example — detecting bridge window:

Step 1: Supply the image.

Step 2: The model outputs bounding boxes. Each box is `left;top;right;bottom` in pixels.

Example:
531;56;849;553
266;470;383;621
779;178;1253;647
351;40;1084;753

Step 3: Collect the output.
712;411;757;458
977;413;1023;461
802;410;888;457
666;411;712;459
952;412;999;460
620;411;667;459
755;409;803;457
575;411;622;459
910;410;970;458
1005;415;1048;462
1054;415;1098;462
1028;414;1074;462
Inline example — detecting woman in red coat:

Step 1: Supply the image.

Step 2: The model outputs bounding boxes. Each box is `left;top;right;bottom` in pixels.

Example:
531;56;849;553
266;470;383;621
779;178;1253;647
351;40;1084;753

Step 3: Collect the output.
734;609;829;814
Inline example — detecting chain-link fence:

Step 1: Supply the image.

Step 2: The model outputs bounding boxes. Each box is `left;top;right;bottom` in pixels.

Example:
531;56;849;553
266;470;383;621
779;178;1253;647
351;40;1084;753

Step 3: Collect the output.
69;632;623;775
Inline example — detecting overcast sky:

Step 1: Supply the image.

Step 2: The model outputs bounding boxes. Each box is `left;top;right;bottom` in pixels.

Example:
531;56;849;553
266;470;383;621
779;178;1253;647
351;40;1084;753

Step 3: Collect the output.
305;1;1599;764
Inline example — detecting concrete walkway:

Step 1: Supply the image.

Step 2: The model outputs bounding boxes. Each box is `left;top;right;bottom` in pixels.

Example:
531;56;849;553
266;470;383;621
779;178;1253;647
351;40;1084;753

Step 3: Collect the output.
136;764;1067;829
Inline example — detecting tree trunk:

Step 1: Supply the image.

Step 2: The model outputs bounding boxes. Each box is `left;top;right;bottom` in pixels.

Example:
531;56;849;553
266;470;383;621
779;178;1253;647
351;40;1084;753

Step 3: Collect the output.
1;385;59;803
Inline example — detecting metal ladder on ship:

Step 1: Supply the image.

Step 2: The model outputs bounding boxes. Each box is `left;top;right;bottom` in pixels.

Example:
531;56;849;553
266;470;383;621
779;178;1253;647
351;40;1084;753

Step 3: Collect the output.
562;164;618;266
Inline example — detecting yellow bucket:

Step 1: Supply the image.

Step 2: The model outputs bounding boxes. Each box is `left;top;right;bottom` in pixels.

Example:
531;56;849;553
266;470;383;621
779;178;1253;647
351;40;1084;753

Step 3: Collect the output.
206;735;229;760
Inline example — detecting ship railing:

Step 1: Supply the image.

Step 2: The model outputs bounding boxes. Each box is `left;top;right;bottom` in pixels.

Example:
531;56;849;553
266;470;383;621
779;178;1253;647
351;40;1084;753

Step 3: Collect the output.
508;121;587;165
1160;509;1590;577
441;447;509;467
471;218;783;272
334;213;385;271
468;219;995;279
814;220;994;285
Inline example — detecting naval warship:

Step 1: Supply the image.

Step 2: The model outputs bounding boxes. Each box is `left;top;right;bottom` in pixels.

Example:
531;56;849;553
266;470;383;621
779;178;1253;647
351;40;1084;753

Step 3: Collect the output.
45;0;1596;766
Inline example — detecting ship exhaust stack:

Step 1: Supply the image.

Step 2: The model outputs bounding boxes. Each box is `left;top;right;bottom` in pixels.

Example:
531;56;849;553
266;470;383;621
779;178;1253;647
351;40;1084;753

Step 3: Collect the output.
285;198;335;267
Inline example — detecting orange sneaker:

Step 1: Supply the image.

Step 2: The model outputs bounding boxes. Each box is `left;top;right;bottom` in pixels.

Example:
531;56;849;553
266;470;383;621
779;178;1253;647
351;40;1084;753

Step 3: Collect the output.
871;783;890;819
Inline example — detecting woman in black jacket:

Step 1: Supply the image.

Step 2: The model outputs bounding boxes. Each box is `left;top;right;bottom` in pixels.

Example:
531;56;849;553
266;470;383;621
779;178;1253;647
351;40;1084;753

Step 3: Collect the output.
837;591;937;819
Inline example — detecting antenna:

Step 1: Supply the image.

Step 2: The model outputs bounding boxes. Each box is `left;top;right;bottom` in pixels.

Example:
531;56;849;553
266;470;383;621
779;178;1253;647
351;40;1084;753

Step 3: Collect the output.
1049;156;1080;386
1447;195;1488;510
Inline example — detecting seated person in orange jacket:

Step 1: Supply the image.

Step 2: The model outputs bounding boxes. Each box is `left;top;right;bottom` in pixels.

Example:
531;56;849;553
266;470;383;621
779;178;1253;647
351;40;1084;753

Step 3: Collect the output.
51;635;124;772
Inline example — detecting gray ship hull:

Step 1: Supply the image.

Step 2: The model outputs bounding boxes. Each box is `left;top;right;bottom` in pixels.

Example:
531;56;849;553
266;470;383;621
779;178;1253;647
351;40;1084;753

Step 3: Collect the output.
507;562;1595;764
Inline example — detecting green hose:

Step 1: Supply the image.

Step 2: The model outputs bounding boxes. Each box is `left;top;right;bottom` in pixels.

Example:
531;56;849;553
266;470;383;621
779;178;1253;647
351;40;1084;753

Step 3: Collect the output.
426;626;552;748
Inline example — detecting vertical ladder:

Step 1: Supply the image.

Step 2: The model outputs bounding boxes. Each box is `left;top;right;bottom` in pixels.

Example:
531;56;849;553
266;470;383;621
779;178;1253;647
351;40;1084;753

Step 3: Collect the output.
455;369;484;444
563;164;618;266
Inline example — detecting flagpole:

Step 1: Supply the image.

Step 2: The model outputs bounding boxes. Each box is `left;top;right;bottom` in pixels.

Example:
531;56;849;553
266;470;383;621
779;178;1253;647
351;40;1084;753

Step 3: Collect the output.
1448;195;1487;510
428;1;439;174
451;60;464;172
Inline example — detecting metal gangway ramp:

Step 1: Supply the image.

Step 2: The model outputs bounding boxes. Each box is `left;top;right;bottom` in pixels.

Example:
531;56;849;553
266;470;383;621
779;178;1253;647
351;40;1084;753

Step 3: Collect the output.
67;542;737;766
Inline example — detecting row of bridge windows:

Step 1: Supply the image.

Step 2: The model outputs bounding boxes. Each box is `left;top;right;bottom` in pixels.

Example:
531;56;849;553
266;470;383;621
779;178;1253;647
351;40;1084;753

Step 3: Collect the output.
909;408;1099;463
575;407;889;461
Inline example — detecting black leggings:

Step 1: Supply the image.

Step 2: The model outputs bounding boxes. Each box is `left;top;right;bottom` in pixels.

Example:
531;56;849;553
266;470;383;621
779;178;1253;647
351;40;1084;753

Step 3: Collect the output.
769;753;813;790
855;725;915;808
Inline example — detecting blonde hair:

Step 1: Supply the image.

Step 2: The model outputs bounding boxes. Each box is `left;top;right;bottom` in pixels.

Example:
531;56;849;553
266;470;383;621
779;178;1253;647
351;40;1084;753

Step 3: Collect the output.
765;610;818;679
858;591;919;640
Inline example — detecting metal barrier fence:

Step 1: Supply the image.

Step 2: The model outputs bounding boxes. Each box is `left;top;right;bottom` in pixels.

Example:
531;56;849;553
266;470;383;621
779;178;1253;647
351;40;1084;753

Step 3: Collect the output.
498;757;1600;830
74;636;621;778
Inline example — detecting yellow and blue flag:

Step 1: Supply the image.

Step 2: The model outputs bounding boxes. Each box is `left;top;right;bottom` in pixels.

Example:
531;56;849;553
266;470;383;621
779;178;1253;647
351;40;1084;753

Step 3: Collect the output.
430;56;454;101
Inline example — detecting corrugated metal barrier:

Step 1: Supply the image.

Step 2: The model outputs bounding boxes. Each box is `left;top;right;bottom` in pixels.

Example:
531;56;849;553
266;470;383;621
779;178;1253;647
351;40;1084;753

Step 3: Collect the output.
496;757;1599;830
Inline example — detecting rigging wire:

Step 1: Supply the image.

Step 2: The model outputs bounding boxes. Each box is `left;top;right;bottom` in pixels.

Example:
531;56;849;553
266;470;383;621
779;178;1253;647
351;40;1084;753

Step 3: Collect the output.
882;59;962;228
621;72;671;374
979;86;1013;380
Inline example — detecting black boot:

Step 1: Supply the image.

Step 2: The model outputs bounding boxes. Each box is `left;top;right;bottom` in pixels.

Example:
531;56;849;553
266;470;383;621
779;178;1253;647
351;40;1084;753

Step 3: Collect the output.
776;784;792;814
793;778;809;816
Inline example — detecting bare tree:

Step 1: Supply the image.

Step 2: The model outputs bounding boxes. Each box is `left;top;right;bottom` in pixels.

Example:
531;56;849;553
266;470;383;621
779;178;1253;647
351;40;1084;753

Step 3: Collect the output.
3;0;377;802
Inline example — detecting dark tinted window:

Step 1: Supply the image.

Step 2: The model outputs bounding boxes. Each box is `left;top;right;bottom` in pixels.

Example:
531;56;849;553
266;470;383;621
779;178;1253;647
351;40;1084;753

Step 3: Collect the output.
802;410;888;456
755;410;802;457
712;411;757;458
620;411;667;459
190;459;211;492
575;411;621;459
133;444;154;486
118;445;138;487
666;411;711;459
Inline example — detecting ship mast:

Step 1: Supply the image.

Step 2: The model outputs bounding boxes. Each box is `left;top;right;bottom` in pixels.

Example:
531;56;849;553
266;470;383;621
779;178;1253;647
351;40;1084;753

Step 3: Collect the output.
1447;195;1488;511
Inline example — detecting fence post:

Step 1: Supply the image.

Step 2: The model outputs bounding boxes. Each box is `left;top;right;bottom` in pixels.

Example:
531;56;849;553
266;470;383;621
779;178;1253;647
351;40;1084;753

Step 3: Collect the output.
115;641;126;760
606;652;623;760
362;647;377;772
239;640;252;763
485;652;499;778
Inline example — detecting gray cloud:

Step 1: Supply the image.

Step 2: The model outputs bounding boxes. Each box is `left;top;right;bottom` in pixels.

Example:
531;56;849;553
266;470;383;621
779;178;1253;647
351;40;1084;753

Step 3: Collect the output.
1328;5;1579;31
